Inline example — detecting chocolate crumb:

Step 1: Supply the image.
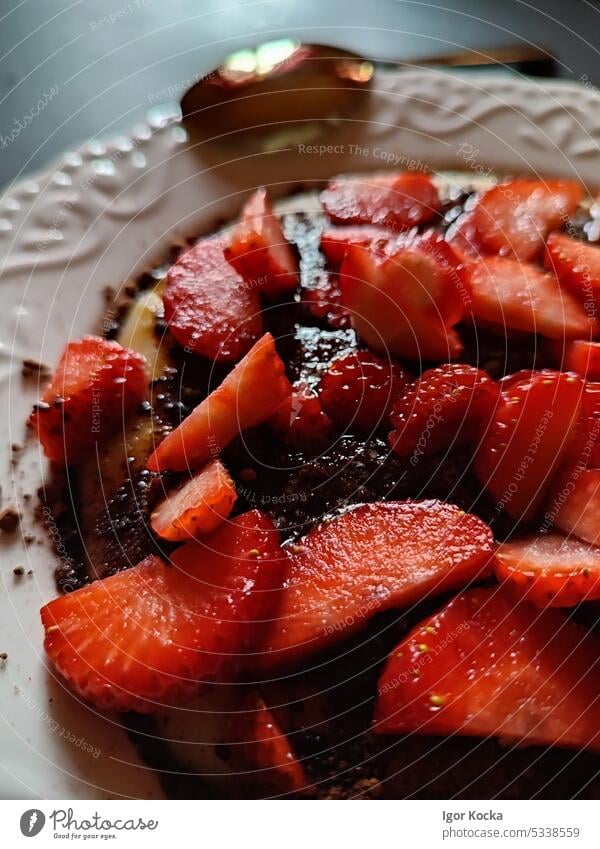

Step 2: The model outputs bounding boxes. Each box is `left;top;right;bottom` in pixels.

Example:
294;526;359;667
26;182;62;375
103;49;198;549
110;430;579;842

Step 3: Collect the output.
22;358;50;379
23;534;35;545
0;507;20;533
0;652;7;662
13;565;25;577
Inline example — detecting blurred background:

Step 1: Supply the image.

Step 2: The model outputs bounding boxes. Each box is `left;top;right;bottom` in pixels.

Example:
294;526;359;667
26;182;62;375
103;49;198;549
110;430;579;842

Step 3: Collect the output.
0;0;599;187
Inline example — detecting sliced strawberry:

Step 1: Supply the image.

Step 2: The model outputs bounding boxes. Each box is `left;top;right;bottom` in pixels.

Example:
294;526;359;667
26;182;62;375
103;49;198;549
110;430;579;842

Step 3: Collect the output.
472;179;582;261
548;467;600;545
445;211;482;261
319;351;411;432
252;501;494;671
41;511;285;713
163;235;263;362
30;336;147;465
561;380;600;470
474;370;584;521
495;532;600;607
320;225;393;266
321;172;440;231
374;585;600;751
389;363;499;457
340;242;466;360
150;459;237;541
547;339;600;380
225;691;313;797
269;382;332;448
301;269;350;328
148;333;291;472
545;231;600;314
461;256;593;339
224;188;298;298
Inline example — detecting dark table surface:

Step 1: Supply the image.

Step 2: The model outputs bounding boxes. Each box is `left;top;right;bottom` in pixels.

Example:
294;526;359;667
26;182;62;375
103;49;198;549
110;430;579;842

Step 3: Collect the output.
0;0;599;189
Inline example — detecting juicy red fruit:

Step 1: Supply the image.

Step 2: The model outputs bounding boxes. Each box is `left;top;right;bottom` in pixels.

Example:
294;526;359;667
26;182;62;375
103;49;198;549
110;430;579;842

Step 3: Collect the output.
545;231;600;314
461;255;593;339
31;336;147;465
472;179;582;261
374;585;600;752
41;511;285;713
321;172;440;231
252;500;494;672
163;235;263;362
225;187;298;298
389;363;499;457
340;242;466;360
474;370;584;521
319;351;411;432
495;533;600;607
269;382;332;448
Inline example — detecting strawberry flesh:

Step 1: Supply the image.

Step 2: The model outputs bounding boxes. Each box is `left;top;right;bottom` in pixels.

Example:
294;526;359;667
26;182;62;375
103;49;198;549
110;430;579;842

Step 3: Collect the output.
321;172;440;231
472;179;582;261
461;256;593;339
548;467;600;545
545;231;600;316
374;585;600;751
150;459;237;541
495;532;600;607
340;242;466;360
147;333;291;472
319;351;411;432
30;336;147;465
474;370;584;521
224;187;298;298
389;363;499;457
163;235;263;361
252;500;494;672
269;382;332;448
41;511;285;713
225;691;313;797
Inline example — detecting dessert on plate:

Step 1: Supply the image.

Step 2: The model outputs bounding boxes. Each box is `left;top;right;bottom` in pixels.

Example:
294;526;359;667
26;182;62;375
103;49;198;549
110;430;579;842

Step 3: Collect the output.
32;169;600;798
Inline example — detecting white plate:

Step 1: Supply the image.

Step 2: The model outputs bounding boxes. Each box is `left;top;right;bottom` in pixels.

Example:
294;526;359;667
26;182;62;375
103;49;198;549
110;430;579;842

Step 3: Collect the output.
1;69;600;800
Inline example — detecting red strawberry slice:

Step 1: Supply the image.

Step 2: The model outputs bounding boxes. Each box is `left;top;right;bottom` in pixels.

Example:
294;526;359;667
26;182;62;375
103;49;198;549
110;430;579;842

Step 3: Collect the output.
269;382;332;448
495;532;600;607
445;212;482;261
41;511;285;713
252;501;494;672
320;225;393;266
560;380;600;470
389;363;499;457
150;459;237;541
547;339;600;381
548;467;600;545
321;172;440;231
545;231;600;314
474;370;584;521
148;333;291;472
224;188;298;298
340;242;466;360
373;585;600;751
319;351;411;432
30;336;147;465
225;691;313;797
461;256;593;338
472;179;582;261
163;235;263;362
